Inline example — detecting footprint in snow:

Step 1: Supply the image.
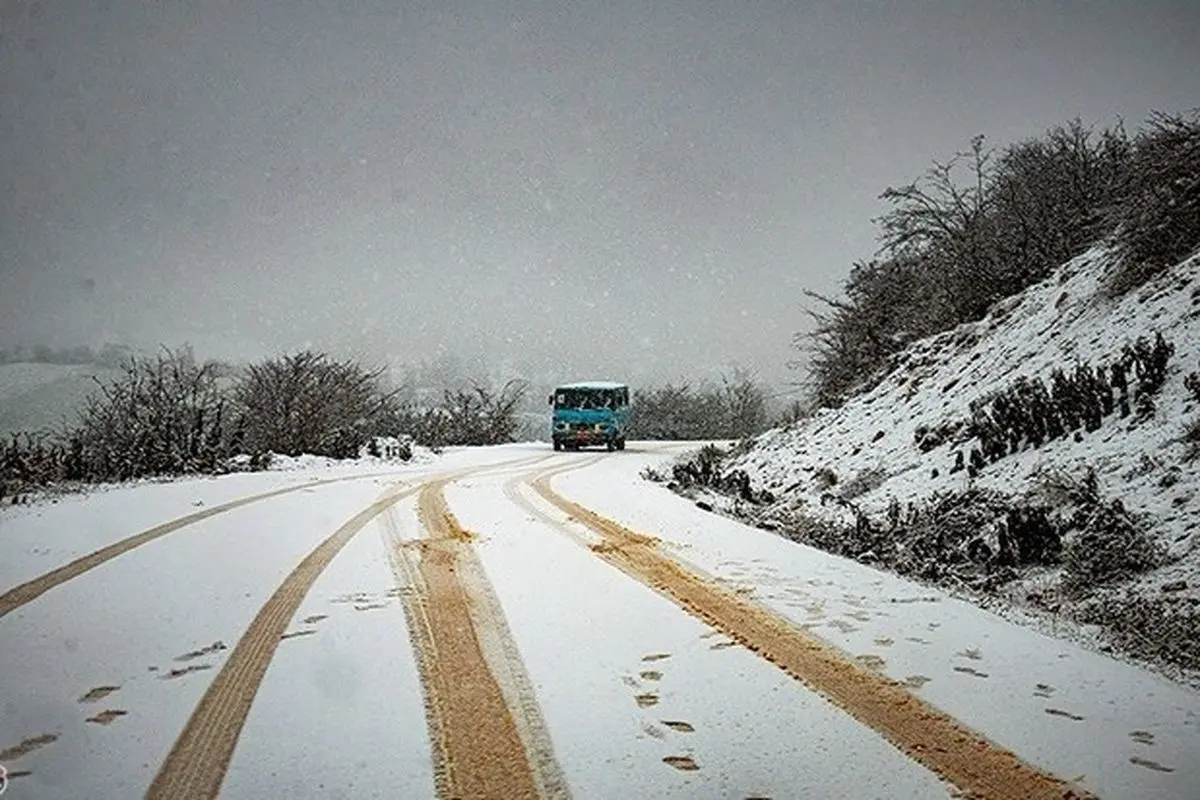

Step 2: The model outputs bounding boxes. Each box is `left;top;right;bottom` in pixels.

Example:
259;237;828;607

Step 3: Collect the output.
661;720;695;733
641;723;666;740
86;709;128;726
79;685;120;703
0;733;58;761
953;666;989;679
162;664;213;680
1044;708;1085;722
855;654;887;673
175;641;227;662
663;755;700;771
353;602;389;612
281;629;317;641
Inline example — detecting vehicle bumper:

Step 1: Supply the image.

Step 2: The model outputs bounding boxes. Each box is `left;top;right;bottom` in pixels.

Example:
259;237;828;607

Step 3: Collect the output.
553;431;617;446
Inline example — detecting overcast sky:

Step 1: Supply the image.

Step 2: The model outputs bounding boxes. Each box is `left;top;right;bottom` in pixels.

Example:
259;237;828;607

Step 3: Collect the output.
2;1;1197;386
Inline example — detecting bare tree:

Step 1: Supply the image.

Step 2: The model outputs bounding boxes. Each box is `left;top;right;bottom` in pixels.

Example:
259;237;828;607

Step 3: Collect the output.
234;351;399;458
1106;110;1200;294
67;347;232;480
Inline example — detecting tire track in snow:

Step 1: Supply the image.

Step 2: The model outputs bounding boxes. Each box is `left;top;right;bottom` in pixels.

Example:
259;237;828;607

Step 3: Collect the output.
0;471;404;618
147;454;550;799
146;479;418;800
382;477;569;799
521;462;1091;800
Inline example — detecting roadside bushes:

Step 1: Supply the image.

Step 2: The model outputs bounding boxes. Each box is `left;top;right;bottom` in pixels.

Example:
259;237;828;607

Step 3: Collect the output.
0;431;67;503
68;348;233;480
1027;468;1165;595
629;371;770;440
0;349;233;499
394;380;529;448
643;444;775;505
234;351;400;459
0;346;533;499
1076;596;1200;672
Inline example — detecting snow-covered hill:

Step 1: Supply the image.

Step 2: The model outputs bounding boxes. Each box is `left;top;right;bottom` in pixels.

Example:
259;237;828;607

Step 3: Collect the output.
0;363;121;437
707;247;1200;680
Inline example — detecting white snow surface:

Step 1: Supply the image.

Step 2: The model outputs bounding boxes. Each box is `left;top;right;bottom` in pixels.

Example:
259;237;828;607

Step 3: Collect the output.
715;248;1200;669
2;443;1198;798
731;248;1199;534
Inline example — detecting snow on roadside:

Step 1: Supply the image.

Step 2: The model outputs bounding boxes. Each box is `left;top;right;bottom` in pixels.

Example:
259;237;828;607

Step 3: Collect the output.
703;247;1200;679
552;449;1200;800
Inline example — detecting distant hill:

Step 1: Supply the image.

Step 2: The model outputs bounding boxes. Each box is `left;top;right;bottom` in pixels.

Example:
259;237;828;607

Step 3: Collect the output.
0;363;122;437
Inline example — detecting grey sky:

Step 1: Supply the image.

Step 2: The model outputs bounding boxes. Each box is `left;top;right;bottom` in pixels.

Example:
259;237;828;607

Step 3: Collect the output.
2;1;1197;386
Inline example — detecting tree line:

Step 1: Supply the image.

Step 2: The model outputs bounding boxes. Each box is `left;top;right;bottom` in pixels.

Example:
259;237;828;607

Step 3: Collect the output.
800;111;1200;408
0;348;529;501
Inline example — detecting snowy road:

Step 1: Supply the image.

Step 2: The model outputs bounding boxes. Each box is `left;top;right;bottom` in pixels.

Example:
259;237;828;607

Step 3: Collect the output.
2;444;1198;799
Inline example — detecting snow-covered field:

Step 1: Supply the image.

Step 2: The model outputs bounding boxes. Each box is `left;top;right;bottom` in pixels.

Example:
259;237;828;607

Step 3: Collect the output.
2;443;1198;798
0;363;122;437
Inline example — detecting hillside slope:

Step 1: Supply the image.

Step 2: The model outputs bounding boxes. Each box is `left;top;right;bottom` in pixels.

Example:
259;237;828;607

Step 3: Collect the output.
704;247;1200;680
0;363;121;437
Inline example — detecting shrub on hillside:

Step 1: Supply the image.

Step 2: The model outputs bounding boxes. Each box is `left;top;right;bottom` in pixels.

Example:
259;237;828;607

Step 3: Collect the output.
1105;111;1200;295
1062;500;1166;595
1031;467;1166;595
959;333;1175;471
